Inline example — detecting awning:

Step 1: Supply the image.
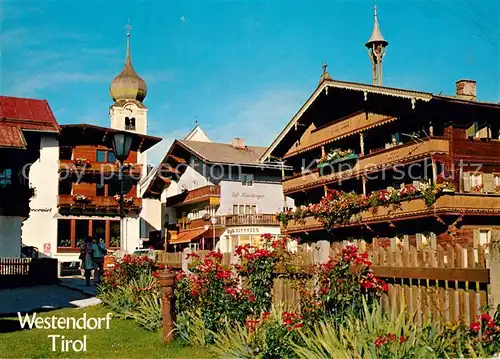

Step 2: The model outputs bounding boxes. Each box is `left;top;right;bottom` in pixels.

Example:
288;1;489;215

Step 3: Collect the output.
201;227;226;238
169;228;206;244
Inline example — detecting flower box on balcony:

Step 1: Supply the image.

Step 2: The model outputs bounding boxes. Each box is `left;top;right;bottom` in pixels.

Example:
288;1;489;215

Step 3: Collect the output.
73;158;91;168
72;194;91;204
317;153;358;169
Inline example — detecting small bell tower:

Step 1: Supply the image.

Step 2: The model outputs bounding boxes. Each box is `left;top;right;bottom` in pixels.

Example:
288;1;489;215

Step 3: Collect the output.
366;0;388;86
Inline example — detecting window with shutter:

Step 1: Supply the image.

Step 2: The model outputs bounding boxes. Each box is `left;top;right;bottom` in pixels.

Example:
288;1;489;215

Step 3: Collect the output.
483;173;494;193
463;172;471;192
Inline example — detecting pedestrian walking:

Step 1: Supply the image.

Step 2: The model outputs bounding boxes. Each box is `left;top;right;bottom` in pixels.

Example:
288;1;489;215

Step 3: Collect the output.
79;236;93;286
92;236;107;285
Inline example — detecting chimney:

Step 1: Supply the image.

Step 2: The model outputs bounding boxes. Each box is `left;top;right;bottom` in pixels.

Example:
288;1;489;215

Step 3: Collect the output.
231;137;246;149
455;79;477;101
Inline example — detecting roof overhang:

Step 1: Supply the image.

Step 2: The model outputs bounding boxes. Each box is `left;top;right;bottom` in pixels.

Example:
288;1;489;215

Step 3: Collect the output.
59;124;162;152
259;79;435;163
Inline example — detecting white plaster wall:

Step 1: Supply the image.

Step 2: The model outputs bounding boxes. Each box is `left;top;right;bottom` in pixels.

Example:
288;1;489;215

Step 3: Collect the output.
218;180;294;215
140;198;162;239
168;166;211;196
121;216;141;252
21;135;59;258
0;216;23;257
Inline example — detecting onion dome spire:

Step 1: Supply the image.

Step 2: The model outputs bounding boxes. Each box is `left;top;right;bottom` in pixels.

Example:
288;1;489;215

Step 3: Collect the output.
110;22;148;102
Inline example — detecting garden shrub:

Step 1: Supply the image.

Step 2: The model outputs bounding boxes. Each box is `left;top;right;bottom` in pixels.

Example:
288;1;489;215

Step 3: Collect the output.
98;255;165;331
297;244;387;326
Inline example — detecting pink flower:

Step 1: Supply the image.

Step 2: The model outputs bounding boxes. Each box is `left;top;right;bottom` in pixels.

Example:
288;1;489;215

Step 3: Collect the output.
470;322;481;332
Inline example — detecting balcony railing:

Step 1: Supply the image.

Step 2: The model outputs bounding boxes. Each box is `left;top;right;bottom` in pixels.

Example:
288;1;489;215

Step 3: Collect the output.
59;160;143;177
282;193;500;234
177;213;280;231
217;214;279;226
283;138;449;194
166;185;221;207
58;194;142;211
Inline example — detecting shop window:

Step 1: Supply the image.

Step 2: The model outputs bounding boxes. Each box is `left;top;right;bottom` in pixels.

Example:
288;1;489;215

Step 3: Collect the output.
59;146;73;160
109;221;121;248
233;204;257;214
57;219;72;247
494;174;500;191
92;220;106;243
75;220;89;248
479;230;490;247
471;173;483;192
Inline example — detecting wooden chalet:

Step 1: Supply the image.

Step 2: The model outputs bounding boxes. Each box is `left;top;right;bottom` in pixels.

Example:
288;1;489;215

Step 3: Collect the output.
56;123;161;252
262;75;500;247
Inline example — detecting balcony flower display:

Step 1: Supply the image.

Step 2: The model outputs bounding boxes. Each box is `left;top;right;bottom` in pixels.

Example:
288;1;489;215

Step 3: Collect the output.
316;148;357;168
72;194;91;204
471;184;484;193
114;194;134;205
73;157;91;168
278;182;451;229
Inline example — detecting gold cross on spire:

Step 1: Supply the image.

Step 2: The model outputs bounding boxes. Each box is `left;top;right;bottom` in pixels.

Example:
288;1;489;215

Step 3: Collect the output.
322;62;328;74
125;19;132;37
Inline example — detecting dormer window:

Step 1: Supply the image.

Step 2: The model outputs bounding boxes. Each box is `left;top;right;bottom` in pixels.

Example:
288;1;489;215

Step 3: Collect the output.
125;117;136;131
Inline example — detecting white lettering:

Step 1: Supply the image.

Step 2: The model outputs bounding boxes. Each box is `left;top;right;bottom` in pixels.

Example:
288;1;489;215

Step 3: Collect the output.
18;312;37;329
48;334;60;351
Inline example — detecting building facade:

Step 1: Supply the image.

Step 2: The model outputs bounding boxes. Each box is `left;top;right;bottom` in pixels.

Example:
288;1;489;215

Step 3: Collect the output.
20;30;162;263
262;9;500;249
21;124;160;262
0;96;60;257
143;126;294;252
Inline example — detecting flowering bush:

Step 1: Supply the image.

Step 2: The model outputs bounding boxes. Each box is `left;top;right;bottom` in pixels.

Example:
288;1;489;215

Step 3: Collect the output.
174;251;255;343
113;194;134;205
468;310;500;355
73;157;90;167
278;184;449;229
317;148;355;165
72;193;91;204
99;254;159;292
297;245;387;326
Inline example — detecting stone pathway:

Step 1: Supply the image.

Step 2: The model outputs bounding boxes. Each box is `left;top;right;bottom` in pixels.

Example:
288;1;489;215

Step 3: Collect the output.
58;276;98;296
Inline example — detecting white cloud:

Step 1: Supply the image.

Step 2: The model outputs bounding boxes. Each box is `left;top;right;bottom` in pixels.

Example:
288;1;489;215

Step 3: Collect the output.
206;88;306;147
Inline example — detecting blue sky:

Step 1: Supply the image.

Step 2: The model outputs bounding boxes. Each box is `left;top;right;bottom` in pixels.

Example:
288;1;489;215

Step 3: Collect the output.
2;0;499;163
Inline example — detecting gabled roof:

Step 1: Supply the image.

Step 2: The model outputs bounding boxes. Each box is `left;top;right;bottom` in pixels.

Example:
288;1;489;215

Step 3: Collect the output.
0;96;60;149
259;78;500;162
183;125;211;142
178;140;267;166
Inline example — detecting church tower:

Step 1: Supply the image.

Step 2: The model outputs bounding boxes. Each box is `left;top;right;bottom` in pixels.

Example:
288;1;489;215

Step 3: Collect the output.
366;0;388;86
109;24;148;175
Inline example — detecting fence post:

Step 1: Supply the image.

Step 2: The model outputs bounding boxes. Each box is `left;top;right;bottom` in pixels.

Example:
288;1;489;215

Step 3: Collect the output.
489;230;500;311
317;240;330;264
181;247;191;273
158;271;176;343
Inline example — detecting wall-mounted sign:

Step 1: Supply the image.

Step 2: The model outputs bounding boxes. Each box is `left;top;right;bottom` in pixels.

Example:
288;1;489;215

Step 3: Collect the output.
231;192;265;200
226;227;260;235
31;208;52;213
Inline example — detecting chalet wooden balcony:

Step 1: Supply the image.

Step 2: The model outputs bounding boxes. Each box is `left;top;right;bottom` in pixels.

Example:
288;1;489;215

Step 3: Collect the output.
282;193;500;234
166;185;221;207
58;194;142;214
283;138;449;194
59;160;143;178
177;213;280;232
216;213;279;226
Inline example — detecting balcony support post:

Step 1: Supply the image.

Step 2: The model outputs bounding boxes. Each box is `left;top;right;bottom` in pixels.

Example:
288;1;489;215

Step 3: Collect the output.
321;145;326;158
362;176;367;196
359;132;365;156
431;157;437;184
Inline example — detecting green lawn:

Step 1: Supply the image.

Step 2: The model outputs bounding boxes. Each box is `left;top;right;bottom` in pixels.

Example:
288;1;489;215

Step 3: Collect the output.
0;305;214;359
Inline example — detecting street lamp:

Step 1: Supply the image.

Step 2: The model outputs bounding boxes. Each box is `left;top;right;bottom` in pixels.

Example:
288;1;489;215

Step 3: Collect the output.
111;131;134;252
210;216;217;249
111;132;134;218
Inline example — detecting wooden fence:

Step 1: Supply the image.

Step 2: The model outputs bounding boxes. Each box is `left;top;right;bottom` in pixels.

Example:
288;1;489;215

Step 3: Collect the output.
0;257;58;288
157;241;490;325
